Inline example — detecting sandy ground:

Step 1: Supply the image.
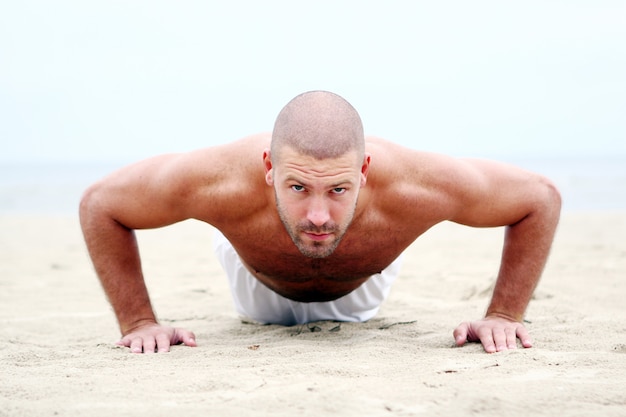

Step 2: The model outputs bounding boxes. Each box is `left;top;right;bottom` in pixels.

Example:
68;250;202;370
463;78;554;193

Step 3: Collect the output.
1;212;625;417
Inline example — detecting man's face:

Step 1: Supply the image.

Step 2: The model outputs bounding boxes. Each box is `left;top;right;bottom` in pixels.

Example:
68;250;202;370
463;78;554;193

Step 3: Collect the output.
264;146;369;258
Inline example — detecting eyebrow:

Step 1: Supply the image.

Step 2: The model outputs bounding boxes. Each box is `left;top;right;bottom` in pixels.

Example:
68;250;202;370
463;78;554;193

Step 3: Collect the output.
284;175;354;188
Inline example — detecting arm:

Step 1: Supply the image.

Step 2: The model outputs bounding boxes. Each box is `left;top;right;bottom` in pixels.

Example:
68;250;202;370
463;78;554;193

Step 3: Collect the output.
79;137;265;353
444;158;561;352
80;154;201;353
367;138;560;353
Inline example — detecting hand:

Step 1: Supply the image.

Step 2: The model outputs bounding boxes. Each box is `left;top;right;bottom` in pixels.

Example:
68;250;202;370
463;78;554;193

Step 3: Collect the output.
116;323;197;354
453;316;532;353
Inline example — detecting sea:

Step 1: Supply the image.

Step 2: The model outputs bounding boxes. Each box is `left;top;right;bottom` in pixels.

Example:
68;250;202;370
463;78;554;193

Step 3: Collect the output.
0;155;625;215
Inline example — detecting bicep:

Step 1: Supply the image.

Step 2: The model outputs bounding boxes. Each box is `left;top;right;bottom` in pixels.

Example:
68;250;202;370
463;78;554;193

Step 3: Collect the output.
82;148;237;230
444;158;559;228
369;140;559;231
81;136;270;231
80;154;192;230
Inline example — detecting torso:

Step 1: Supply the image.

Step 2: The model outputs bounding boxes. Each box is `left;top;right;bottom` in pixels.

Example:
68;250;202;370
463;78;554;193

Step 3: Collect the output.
223;212;420;302
199;134;443;302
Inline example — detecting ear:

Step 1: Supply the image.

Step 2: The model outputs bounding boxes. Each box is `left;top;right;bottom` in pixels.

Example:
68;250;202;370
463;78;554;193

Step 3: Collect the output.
263;149;274;186
359;153;371;187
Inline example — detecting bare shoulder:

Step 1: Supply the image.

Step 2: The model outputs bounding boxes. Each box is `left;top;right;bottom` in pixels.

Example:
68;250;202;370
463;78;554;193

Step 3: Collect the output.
171;133;269;184
164;133;272;223
84;133;272;230
363;136;465;224
363;136;559;228
366;136;454;175
366;136;465;177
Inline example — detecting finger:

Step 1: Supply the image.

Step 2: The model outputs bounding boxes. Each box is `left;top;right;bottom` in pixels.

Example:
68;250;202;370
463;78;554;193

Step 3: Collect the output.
116;337;130;348
453;323;469;346
480;338;497;353
182;331;197;347
129;337;145;354
142;336;157;354
155;333;171;353
477;327;497;354
516;325;533;348
505;327;518;349
491;326;508;352
173;329;197;347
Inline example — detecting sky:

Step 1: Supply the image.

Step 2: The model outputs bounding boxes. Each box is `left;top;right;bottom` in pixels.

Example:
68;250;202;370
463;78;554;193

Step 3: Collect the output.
1;1;625;163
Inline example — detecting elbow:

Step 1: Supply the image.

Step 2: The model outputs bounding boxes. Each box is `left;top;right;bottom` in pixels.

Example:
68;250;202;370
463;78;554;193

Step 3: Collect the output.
537;175;562;222
545;177;561;211
79;181;124;238
79;182;106;227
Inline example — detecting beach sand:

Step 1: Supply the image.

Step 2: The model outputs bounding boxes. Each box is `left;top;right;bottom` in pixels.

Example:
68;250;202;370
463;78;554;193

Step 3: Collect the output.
1;212;625;416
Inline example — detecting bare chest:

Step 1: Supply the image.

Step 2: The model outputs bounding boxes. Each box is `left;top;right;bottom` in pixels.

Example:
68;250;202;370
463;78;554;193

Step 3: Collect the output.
226;226;412;302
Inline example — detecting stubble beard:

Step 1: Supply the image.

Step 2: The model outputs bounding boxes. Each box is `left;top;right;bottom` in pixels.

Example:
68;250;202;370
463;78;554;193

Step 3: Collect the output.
275;193;356;259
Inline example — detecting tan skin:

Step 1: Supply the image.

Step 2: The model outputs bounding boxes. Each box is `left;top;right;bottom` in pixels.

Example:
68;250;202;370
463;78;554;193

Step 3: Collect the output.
80;133;561;354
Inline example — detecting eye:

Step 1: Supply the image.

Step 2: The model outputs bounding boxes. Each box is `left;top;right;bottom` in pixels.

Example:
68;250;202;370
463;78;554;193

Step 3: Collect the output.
331;187;346;195
291;185;305;192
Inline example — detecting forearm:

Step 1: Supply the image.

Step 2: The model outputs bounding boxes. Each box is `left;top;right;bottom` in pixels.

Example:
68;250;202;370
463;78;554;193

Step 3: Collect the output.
80;202;157;335
487;199;560;322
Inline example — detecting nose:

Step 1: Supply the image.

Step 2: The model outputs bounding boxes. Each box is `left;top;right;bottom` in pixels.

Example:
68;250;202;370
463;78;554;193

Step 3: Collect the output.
307;196;331;227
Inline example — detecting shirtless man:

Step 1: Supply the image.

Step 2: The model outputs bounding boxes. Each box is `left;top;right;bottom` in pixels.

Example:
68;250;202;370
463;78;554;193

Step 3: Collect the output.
79;91;561;354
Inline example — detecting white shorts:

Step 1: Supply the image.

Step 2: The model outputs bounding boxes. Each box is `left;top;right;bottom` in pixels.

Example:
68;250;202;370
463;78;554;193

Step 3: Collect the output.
213;230;402;325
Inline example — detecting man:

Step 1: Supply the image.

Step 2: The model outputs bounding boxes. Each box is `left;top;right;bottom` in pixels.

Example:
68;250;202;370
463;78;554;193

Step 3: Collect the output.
80;91;561;354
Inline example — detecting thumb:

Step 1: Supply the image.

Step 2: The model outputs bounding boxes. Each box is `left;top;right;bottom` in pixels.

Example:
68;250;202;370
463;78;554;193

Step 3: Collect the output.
174;329;197;347
115;337;131;348
453;322;469;346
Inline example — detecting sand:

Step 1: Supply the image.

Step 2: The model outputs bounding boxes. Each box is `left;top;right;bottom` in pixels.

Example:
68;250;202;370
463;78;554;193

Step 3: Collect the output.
1;212;625;417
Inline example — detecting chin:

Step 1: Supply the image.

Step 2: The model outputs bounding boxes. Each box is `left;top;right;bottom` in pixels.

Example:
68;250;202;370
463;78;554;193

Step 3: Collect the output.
297;242;338;259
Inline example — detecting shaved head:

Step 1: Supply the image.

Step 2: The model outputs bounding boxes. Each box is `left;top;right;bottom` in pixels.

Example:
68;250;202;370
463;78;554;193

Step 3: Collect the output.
271;91;365;164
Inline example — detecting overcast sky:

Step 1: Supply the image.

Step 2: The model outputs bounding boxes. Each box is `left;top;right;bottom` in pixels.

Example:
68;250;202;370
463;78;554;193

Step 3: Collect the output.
1;1;625;163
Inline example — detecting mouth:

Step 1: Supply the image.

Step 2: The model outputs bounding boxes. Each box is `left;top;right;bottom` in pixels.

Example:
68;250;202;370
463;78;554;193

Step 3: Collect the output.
303;232;333;242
